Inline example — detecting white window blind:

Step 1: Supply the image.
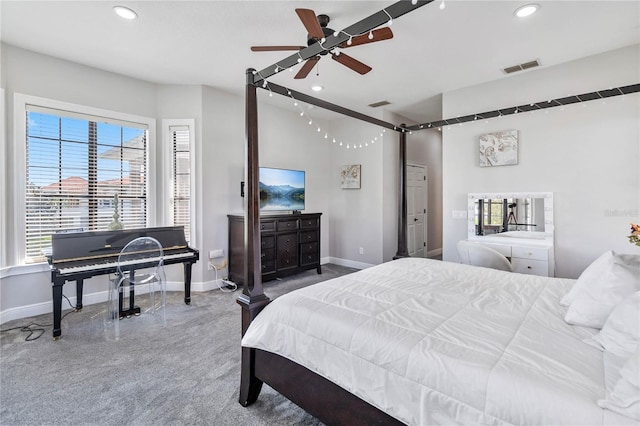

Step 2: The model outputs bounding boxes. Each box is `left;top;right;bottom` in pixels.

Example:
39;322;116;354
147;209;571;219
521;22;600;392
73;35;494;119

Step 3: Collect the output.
25;105;148;263
170;125;191;243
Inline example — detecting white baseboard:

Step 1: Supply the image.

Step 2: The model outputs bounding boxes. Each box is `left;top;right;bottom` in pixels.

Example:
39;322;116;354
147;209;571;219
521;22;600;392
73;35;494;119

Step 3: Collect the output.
0;279;239;324
325;257;374;270
427;248;443;257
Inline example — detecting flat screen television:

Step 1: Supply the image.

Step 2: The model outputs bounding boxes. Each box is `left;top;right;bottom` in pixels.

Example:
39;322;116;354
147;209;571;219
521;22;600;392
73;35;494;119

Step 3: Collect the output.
259;167;305;212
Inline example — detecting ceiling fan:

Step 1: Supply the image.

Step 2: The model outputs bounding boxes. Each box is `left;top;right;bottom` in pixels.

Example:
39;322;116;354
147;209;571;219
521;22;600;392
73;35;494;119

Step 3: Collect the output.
250;8;393;79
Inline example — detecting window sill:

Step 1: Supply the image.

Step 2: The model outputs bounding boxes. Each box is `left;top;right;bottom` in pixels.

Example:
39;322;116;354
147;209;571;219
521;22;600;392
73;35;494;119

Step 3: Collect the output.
0;262;50;279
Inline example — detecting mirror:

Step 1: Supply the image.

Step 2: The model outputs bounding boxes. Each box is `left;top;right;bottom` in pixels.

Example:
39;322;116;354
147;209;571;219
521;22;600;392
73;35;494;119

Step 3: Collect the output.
467;192;553;240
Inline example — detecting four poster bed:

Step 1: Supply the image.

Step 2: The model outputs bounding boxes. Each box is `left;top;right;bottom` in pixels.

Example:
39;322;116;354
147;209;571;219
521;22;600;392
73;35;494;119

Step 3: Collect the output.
237;2;640;425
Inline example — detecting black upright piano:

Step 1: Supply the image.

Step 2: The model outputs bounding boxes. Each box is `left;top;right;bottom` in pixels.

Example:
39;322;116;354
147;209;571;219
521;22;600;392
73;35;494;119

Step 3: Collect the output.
47;226;199;339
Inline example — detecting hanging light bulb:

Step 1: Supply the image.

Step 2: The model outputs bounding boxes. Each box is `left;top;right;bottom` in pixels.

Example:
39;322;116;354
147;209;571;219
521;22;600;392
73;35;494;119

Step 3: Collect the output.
412;0;418;4
440;0;445;10
317;127;321;132
388;18;393;26
262;81;267;88
269;91;273;97
347;144;350;149
308;119;313;125
368;31;374;40
339;141;343;146
332;137;336;143
324;133;328;139
274;65;279;73
294;101;298;107
347;36;353;46
333;30;340;37
300;111;304;116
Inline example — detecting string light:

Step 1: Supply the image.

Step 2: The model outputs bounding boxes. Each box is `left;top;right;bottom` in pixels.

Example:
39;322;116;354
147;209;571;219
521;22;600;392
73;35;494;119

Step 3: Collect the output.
297;53;303;63
368;31;374;40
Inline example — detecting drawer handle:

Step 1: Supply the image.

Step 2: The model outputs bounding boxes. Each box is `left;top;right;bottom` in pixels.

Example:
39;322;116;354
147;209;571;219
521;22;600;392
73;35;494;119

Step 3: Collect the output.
261;253;265;258
286;239;290;243
261;225;265;229
285;249;289;253
527;266;532;269
307;235;312;240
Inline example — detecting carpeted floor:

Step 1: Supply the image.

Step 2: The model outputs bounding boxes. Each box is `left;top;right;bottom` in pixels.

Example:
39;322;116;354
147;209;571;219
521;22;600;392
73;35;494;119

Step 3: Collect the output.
0;264;357;426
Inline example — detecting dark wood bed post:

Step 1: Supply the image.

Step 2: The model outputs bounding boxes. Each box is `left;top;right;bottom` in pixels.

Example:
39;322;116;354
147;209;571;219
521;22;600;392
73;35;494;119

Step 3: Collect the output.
237;68;270;407
394;125;409;259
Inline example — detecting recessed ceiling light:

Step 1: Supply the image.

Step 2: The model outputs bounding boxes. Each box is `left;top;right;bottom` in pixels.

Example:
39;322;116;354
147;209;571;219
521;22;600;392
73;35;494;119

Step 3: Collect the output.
514;4;539;18
311;85;323;92
113;6;138;20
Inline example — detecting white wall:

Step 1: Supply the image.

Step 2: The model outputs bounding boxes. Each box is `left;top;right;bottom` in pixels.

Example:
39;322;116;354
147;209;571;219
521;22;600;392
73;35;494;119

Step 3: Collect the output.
0;45;342;322
442;45;640;278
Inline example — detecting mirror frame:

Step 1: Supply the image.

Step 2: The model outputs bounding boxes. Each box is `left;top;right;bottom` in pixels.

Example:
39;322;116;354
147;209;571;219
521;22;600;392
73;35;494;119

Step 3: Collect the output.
467;192;554;241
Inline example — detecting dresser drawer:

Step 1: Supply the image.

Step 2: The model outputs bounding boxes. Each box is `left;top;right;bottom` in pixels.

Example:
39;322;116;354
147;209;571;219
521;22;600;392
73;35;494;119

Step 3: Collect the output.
261;236;275;250
260;220;275;232
512;258;549;276
300;217;319;229
261;247;274;261
277;219;299;231
300;230;318;243
301;251;319;266
482;243;512;258
300;241;318;254
261;259;275;273
512;246;548;261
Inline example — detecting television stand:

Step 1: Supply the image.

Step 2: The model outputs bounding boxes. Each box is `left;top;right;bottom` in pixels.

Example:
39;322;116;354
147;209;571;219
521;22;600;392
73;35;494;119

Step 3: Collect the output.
227;213;322;286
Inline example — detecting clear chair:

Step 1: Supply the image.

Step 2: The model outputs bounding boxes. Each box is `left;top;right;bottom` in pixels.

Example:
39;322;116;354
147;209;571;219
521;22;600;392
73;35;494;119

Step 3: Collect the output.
106;236;166;339
456;240;513;272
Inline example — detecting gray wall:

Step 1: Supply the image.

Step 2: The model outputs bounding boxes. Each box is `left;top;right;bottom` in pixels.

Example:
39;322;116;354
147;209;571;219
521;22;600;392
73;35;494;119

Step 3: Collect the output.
442;45;640;278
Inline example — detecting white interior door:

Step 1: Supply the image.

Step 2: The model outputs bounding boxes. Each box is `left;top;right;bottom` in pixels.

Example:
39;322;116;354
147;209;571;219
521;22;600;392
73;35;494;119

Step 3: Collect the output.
407;164;427;257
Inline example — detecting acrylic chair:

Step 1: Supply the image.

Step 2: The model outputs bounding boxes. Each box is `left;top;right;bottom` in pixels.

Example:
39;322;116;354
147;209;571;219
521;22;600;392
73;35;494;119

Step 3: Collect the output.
456;240;513;272
106;236;167;339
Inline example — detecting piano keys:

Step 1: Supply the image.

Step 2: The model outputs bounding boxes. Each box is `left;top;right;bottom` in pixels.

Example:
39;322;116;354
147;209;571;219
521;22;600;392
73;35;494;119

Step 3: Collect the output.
48;226;199;339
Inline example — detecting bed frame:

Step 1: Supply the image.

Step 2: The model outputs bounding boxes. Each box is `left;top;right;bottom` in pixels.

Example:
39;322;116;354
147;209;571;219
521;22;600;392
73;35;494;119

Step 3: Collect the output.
236;1;640;423
236;4;424;423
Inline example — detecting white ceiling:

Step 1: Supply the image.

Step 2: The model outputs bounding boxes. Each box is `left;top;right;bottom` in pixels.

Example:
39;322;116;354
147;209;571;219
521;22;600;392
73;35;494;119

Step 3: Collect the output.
1;1;638;123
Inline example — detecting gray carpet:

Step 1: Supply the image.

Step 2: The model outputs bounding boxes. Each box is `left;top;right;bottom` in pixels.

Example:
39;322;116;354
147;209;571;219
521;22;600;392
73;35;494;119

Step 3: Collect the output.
0;264;357;426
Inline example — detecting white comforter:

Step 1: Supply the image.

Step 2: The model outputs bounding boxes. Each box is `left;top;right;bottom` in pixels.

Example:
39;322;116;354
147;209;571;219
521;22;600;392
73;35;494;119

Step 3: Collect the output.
242;257;634;425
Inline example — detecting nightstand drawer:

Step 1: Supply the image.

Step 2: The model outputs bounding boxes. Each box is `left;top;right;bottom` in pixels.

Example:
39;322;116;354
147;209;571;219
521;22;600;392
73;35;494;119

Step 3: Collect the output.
301;251;319;266
512;258;549;276
512;246;548;261
261;259;275;273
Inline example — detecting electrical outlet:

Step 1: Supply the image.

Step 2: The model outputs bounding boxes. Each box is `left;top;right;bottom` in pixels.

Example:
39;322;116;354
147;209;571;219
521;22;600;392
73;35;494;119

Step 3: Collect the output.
209;249;224;259
359;247;364;255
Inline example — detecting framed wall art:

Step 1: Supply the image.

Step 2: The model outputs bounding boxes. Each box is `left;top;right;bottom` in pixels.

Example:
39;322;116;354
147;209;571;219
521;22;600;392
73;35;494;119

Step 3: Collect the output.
340;164;361;189
479;129;519;167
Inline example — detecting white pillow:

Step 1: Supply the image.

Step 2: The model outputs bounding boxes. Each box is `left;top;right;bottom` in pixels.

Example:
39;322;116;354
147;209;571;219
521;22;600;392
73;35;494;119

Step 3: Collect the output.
563;255;640;328
598;347;640;420
561;251;640;307
561;251;614;307
590;292;640;357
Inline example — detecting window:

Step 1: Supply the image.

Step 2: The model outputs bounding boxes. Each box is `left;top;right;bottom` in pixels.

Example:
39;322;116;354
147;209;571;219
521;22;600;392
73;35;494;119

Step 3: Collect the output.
20;100;153;264
165;120;194;245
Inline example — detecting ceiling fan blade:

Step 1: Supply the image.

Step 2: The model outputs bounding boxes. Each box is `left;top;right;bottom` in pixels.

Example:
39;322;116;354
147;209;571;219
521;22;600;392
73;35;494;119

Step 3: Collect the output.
341;27;393;48
295;8;324;39
251;46;305;52
294;56;320;79
331;53;372;75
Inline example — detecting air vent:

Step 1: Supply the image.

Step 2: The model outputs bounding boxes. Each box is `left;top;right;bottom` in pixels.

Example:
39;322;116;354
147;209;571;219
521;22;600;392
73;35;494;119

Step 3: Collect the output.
368;100;391;108
502;59;540;74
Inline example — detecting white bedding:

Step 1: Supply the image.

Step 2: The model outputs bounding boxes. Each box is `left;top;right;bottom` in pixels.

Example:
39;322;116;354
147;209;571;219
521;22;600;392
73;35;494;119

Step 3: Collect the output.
242;257;636;425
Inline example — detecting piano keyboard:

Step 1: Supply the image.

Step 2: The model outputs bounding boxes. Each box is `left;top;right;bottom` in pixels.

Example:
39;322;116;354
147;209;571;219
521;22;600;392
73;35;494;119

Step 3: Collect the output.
57;252;195;275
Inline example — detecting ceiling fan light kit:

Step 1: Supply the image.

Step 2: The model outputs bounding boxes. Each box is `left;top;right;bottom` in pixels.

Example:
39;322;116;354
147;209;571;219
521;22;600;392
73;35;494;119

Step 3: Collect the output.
249;2;426;80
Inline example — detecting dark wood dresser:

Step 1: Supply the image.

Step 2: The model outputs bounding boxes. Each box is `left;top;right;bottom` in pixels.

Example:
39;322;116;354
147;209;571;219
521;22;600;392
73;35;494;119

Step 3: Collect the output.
227;213;322;286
